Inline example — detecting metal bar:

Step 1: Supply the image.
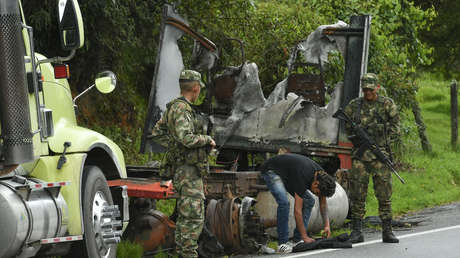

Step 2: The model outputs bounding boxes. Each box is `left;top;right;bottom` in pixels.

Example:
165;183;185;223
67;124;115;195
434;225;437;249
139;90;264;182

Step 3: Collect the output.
72;84;95;103
107;178;177;199
166;18;217;52
36;49;76;65
217;139;352;155
40;235;83;244
118;170;263;200
323;32;363;36
24;25;43;140
342;15;368;108
323;27;364;33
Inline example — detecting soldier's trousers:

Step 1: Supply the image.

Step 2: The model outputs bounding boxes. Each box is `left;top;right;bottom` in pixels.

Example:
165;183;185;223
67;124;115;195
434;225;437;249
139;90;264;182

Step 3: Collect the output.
350;159;393;220
173;164;205;258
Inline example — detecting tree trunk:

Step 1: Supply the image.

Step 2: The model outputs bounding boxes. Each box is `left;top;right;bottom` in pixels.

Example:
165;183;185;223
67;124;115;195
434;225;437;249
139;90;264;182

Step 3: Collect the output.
411;98;432;153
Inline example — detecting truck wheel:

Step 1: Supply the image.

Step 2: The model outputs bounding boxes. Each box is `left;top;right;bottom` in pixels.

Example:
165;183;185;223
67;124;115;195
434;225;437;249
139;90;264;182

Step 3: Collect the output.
78;166;118;258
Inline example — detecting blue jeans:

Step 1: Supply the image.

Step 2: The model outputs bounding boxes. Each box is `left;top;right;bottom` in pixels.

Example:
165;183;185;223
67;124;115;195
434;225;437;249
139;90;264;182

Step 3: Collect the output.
262;171;315;244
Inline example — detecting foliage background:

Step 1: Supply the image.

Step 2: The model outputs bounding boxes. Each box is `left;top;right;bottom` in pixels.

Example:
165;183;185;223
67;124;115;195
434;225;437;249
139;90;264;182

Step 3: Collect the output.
22;0;457;164
413;0;460;79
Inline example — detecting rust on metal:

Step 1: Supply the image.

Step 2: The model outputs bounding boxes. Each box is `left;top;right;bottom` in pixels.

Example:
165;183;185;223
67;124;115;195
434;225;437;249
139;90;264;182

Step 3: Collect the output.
0;164;18;176
338;141;354;169
123;166;265;199
206;198;241;253
204;171;264;199
287;61;325;106
108;178;176;199
213;74;237;104
287;73;325;106
165;18;217;52
122;209;175;252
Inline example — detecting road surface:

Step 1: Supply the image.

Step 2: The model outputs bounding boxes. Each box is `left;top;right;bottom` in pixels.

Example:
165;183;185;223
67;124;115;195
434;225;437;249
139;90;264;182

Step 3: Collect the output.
251;202;460;258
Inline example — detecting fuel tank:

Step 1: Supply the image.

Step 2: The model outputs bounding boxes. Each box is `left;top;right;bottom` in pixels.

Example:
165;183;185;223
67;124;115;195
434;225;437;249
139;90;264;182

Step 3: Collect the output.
254;182;348;237
0;176;68;258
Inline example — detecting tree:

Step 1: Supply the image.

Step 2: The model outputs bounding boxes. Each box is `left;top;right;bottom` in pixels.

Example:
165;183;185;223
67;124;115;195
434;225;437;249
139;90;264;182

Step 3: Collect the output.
23;0;436;162
413;0;460;79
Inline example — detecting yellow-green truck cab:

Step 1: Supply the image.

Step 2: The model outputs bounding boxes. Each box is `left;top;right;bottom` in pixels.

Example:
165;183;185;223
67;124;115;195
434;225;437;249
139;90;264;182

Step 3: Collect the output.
0;1;128;257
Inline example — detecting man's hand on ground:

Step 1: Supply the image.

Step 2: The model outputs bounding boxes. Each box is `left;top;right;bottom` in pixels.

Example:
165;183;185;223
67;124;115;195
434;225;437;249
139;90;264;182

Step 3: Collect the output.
303;236;315;243
322;226;331;238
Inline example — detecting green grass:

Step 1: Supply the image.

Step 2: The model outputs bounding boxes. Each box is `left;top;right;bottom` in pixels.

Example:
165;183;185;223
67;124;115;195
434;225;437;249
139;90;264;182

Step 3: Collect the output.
156;199;176;216
117;240;144;258
364;74;460;218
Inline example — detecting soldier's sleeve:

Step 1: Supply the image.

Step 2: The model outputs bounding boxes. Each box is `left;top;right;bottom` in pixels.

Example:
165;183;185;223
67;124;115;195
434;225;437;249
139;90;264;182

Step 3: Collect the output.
149;114;169;147
385;98;400;142
170;102;212;148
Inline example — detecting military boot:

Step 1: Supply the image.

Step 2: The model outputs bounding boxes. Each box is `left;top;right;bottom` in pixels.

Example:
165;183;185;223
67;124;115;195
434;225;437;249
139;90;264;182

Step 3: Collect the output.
382;219;399;243
349;219;364;243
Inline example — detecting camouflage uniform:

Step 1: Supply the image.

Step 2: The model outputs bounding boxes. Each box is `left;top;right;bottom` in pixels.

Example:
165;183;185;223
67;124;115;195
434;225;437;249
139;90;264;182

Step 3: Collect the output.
344;73;400;221
150;70;213;258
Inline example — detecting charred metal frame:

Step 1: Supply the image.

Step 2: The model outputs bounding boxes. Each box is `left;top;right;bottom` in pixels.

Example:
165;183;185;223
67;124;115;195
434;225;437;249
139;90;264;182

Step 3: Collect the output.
140;5;371;171
323;15;371;147
165;17;217;52
128;9;370;255
323;16;371;109
109;166;265;200
140;4;217;154
208;17;371;170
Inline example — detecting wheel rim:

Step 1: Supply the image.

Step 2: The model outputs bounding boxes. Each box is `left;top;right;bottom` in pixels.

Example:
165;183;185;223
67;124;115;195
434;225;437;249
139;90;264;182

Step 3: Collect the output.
92;191;111;258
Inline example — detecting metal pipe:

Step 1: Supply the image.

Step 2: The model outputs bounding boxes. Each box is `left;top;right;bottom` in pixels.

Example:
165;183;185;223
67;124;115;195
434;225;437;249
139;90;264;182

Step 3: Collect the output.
36;49;76;65
24;24;43;140
72;83;95;103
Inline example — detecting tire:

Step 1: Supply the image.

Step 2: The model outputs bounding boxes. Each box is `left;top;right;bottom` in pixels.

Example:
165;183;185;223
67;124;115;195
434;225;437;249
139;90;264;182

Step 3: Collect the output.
70;166;117;258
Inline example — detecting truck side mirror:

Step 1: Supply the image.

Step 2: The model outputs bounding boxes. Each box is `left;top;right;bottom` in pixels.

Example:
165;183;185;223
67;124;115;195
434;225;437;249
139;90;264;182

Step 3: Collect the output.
73;71;117;105
95;71;117;94
58;0;84;50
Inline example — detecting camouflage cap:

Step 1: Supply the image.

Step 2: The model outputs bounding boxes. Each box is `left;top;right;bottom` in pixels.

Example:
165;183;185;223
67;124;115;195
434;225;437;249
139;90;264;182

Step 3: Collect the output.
361;73;378;90
180;69;205;88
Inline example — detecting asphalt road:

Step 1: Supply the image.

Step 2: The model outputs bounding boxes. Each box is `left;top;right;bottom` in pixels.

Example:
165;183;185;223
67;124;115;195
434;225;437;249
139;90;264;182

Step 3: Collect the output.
282;225;460;258
250;202;460;258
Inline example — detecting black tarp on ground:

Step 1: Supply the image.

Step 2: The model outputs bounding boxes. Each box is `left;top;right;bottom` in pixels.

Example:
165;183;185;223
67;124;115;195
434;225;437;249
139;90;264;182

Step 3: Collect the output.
292;233;352;253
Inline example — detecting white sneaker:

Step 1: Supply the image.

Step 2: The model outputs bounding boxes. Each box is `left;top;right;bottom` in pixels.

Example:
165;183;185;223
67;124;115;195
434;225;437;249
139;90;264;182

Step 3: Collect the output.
277;243;293;253
261;244;276;254
287;240;304;247
294;240;304;246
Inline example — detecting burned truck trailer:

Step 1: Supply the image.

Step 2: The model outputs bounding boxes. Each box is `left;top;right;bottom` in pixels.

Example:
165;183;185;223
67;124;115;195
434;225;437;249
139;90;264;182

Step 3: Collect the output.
140;6;371;173
208;16;371;171
115;3;373;256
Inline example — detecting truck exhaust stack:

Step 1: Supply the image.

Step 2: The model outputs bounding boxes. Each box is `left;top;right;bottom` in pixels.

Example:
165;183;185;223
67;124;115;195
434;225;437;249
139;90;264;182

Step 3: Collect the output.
0;0;34;166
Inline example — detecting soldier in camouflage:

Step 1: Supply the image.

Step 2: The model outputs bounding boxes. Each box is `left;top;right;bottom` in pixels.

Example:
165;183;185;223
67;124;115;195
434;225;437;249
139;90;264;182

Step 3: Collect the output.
150;70;216;258
344;73;400;244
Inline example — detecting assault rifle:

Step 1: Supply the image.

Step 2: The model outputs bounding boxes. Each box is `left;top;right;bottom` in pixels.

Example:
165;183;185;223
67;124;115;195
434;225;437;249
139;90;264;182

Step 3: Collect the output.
333;109;406;184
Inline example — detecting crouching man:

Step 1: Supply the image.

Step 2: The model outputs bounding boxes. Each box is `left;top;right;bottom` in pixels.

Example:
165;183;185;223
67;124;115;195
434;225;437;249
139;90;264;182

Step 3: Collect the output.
260;153;336;253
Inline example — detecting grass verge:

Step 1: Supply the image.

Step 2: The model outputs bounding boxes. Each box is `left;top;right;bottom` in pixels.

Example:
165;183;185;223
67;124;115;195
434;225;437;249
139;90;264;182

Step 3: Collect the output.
365;74;460;217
